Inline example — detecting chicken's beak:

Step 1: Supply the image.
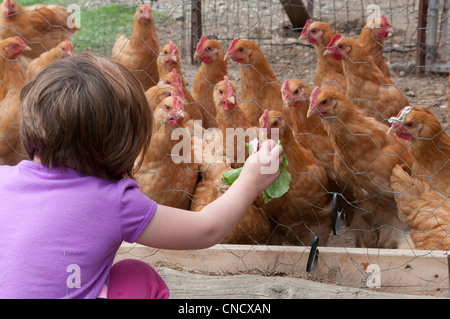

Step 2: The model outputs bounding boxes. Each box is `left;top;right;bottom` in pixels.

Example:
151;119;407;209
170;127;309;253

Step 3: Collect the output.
169;109;184;125
323;48;333;56
298;33;308;41
306;106;319;118
23;46;31;52
175;109;184;119
226;95;236;105
385;26;394;34
193;51;201;60
386;124;398;135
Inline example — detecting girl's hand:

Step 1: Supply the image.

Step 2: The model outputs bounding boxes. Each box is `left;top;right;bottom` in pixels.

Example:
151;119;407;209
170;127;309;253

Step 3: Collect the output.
238;139;283;194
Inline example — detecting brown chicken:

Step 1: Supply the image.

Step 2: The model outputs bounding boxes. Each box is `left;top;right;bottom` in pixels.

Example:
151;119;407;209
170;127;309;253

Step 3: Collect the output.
0;0;79;59
111;4;160;90
358;16;393;78
192;35;228;129
135;93;199;210
256;110;333;246
27;40;73;78
281;79;336;180
282;79;359;230
159;69;203;123
391;164;450;251
307;86;413;249
298;19;346;92
145;84;174;111
324;34;409;122
190;158;272;245
213;76;257;166
387;105;450;195
0;36;30;165
224;38;285;126
156;41;184;87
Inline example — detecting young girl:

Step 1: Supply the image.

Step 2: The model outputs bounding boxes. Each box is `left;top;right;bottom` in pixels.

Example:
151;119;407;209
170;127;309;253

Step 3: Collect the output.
0;54;282;299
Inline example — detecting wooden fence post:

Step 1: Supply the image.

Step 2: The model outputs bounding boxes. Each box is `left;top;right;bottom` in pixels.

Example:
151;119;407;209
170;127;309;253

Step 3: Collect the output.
280;0;310;30
416;0;429;73
191;0;202;64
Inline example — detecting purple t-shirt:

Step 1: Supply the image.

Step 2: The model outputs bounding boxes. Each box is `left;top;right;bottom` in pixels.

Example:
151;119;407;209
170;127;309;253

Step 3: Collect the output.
0;161;157;299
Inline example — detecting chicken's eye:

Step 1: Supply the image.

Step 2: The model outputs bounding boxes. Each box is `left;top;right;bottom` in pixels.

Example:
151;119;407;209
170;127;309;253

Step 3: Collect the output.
273;120;279;126
321;100;327;105
311;29;316;33
164;104;170;110
218;89;223;94
163;50;168;54
239;47;244;52
206;46;211;51
338;45;343;49
12;44;17;49
294;89;299;95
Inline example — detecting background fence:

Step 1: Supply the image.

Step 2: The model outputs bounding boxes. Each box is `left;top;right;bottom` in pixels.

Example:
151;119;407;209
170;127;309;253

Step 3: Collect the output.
1;0;450;297
162;0;449;114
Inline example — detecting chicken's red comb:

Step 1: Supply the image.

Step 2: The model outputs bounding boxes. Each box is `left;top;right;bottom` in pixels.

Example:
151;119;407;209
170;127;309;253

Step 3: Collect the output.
301;19;313;35
327;33;342;48
196;35;207;53
169;41;177;55
261;109;270;128
143;3;150;14
226;38;239;56
13;36;26;47
5;0;10;9
224;76;234;97
171;68;178;81
309;86;321;107
171;69;185;100
382;16;393;29
283;80;291;100
380;16;388;25
170;91;183;112
65;39;73;53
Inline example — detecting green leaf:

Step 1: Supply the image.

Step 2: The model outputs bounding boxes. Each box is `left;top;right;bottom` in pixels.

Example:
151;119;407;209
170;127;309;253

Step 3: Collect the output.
221;168;242;186
262;167;291;203
220;140;291;203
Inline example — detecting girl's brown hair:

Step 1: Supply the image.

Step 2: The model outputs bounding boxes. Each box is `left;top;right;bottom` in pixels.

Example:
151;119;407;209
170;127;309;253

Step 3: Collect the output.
20;53;153;181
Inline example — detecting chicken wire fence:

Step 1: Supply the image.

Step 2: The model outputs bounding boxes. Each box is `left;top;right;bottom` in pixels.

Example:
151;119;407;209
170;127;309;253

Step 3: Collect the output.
1;0;450;296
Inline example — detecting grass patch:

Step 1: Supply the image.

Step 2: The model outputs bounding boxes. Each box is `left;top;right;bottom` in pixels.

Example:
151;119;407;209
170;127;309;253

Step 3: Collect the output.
20;0;73;6
16;1;170;56
73;4;136;56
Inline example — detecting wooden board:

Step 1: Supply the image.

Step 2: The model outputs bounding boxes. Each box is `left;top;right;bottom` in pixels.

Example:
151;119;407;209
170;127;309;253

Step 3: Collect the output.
115;243;450;298
155;267;438;299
